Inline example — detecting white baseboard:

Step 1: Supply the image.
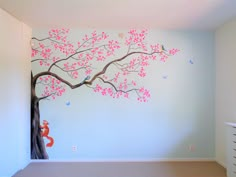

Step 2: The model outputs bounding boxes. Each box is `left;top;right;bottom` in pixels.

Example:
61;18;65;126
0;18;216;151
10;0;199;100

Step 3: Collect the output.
31;158;215;163
215;160;226;168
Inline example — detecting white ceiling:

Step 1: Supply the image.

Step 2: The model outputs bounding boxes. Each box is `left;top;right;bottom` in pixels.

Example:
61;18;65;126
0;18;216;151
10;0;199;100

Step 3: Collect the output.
1;0;236;30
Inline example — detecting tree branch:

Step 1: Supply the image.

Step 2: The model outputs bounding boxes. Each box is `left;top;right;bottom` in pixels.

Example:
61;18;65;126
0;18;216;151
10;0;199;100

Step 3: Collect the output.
32;37;50;42
47;48;93;72
32;71;88;90
53;64;88;73
76;34;103;52
97;77;138;93
37;94;54;102
90;51;161;83
31;31;65;45
31;59;44;63
47;43;110;72
32;50;170;95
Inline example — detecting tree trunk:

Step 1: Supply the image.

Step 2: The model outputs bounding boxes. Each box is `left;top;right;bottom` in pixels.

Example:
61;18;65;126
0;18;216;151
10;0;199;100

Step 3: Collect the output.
31;73;48;159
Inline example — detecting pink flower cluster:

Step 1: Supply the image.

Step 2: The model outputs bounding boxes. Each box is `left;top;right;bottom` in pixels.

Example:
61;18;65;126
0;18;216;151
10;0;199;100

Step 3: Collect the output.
48;28;69;43
39;75;66;99
160;54;168;62
150;44;161;52
31;49;38;57
41;48;51;59
93;81;151;102
118;79;128;90
49;29;76;57
137;87;151;102
94;84;129;99
81;31;108;48
63;62;81;79
125;29;147;51
90;31;109;47
53;42;75;56
140;54;149;66
129;58;137;69
32;43;52;66
85;68;92;76
114;72;120;83
107;40;120;55
52;56;60;62
90;47;106;61
138;67;146;77
169;48;180;55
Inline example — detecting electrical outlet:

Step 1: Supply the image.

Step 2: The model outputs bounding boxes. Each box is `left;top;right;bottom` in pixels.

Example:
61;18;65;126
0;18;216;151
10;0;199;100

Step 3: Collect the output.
72;145;78;152
188;144;195;152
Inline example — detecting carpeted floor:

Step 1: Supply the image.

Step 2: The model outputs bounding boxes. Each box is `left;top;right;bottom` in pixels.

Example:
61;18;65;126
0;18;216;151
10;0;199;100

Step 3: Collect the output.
13;161;226;177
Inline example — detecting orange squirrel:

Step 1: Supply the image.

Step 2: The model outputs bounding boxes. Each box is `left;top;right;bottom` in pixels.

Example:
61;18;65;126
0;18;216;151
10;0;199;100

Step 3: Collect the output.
40;120;54;147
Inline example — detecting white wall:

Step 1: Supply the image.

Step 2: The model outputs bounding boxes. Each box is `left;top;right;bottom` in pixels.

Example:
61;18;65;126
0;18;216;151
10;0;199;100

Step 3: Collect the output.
215;18;236;167
0;8;32;177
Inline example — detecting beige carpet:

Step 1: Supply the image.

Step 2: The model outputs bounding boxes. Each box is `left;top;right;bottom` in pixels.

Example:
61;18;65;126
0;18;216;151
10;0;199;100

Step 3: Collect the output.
13;161;226;177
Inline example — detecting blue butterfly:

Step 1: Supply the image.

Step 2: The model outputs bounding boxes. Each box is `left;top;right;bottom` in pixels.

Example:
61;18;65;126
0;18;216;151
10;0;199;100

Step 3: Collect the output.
162;75;168;79
66;101;70;106
189;59;194;64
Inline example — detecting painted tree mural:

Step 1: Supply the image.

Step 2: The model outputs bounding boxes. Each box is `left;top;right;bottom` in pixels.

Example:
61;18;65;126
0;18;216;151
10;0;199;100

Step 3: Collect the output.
31;29;179;159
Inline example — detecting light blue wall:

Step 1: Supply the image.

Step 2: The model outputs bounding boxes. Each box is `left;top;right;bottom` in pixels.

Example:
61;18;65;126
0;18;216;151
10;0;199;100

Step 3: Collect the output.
0;8;31;177
32;29;215;160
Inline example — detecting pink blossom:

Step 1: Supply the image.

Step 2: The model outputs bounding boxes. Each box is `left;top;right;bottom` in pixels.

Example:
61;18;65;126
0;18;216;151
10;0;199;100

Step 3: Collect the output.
92;30;97;37
124;93;129;98
39;75;66;99
72;71;78;79
139;88;144;94
94;84;103;92
97;55;105;61
102;88;107;96
31;49;38;57
85;68;92;75
132;80;137;86
97;50;103;55
150;55;157;60
114;72;120;83
151;44;160;52
160;55;168;62
129;58;136;69
107;88;113;96
77;42;81;48
122;70;129;76
141;61;149;66
143;89;150;98
39;43;45;49
169;48;180;55
138;67;146;77
102;32;108;39
118;83;123;90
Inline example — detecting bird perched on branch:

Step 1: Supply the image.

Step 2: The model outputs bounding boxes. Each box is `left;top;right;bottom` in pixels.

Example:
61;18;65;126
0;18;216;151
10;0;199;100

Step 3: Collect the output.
160;45;166;52
81;75;90;84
